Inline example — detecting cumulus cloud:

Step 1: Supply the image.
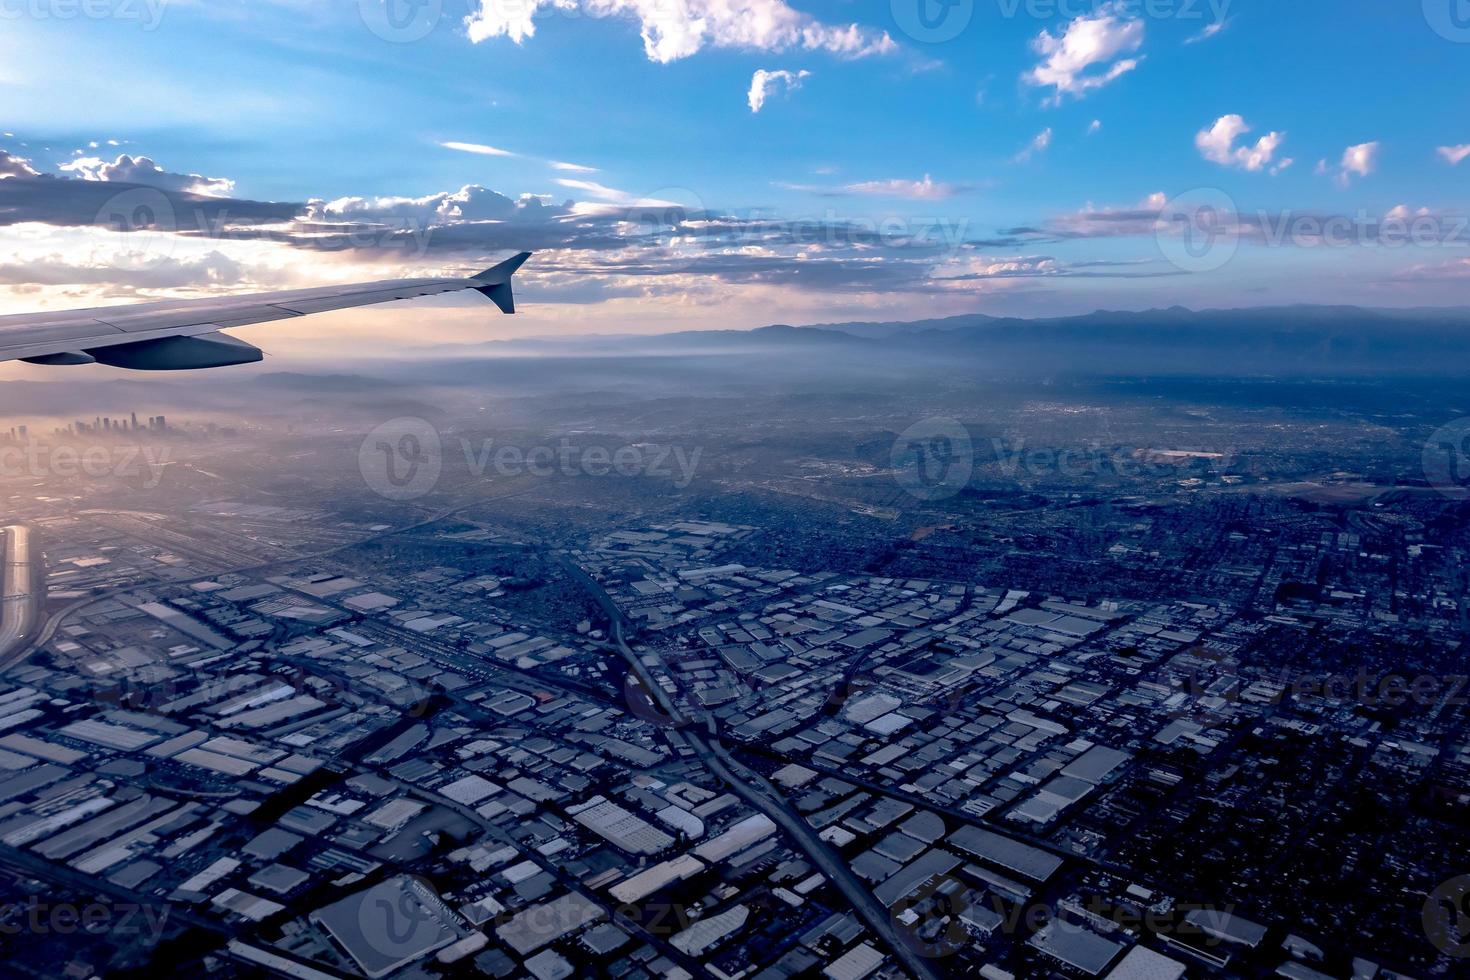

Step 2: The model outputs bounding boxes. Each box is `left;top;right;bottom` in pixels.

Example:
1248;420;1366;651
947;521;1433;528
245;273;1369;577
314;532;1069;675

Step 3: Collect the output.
306;185;568;226
1195;115;1286;172
748;68;810;113
1014;127;1053;163
1024;3;1144;105
1088;119;1102;135
1327;141;1379;186
0;149;38;179
1437;144;1470;166
57;153;236;196
465;0;895;64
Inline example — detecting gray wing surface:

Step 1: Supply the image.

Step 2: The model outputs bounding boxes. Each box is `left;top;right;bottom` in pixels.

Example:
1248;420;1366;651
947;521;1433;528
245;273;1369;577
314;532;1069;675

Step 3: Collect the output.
0;251;530;370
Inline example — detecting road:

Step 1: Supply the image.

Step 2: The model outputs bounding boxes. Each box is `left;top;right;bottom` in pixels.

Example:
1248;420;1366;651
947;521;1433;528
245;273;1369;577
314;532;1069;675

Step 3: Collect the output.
0;525;41;667
567;563;943;980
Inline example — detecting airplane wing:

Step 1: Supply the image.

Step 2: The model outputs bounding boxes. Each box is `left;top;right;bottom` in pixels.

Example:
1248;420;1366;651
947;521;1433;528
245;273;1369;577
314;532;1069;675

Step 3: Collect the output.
0;251;531;370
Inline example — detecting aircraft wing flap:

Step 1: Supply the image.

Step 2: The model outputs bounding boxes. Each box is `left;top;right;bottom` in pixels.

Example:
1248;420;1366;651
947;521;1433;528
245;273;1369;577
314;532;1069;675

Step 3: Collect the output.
268;281;468;316
0;320;233;362
0;320;125;351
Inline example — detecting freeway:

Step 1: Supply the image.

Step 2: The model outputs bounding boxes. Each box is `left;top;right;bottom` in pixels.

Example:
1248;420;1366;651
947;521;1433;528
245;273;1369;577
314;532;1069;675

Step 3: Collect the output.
565;561;944;980
0;525;41;667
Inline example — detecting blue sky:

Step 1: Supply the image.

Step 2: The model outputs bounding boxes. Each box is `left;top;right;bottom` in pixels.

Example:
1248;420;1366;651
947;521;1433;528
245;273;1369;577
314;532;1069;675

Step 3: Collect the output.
1;0;1468;342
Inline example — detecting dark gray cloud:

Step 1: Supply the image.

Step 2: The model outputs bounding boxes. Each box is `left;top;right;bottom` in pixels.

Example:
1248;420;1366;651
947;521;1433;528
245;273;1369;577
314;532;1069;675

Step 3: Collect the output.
0;173;300;230
0;150;39;179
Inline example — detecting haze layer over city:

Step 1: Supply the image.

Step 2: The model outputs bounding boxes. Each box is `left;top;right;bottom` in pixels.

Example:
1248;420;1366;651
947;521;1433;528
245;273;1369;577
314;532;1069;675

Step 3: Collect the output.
1;3;1469;980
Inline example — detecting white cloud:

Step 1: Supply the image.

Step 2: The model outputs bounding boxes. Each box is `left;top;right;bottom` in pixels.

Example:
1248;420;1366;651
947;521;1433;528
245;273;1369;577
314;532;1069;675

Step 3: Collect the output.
841;174;964;200
748;68;811;113
1014;127;1053;163
551;160;599;172
57;154;235;196
553;177;633;202
1024;3;1144;105
1437;144;1470;166
1194;115;1285;172
1332;141;1380;186
307;185;562;225
466;0;895;64
1184;19;1229;44
1087;119;1102;134
441;141;517;157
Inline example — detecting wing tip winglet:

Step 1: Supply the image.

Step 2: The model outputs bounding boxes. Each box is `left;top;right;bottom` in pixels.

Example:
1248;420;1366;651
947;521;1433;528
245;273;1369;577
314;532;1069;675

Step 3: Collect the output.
471;251;531;314
471;251;532;284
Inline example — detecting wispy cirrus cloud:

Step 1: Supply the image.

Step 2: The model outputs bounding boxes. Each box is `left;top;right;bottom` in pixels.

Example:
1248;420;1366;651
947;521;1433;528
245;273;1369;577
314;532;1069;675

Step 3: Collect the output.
1184;19;1230;44
1014;127;1053;164
1437;144;1470;166
779;174;971;200
440;140;517;157
1024;3;1144;105
465;0;895;64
